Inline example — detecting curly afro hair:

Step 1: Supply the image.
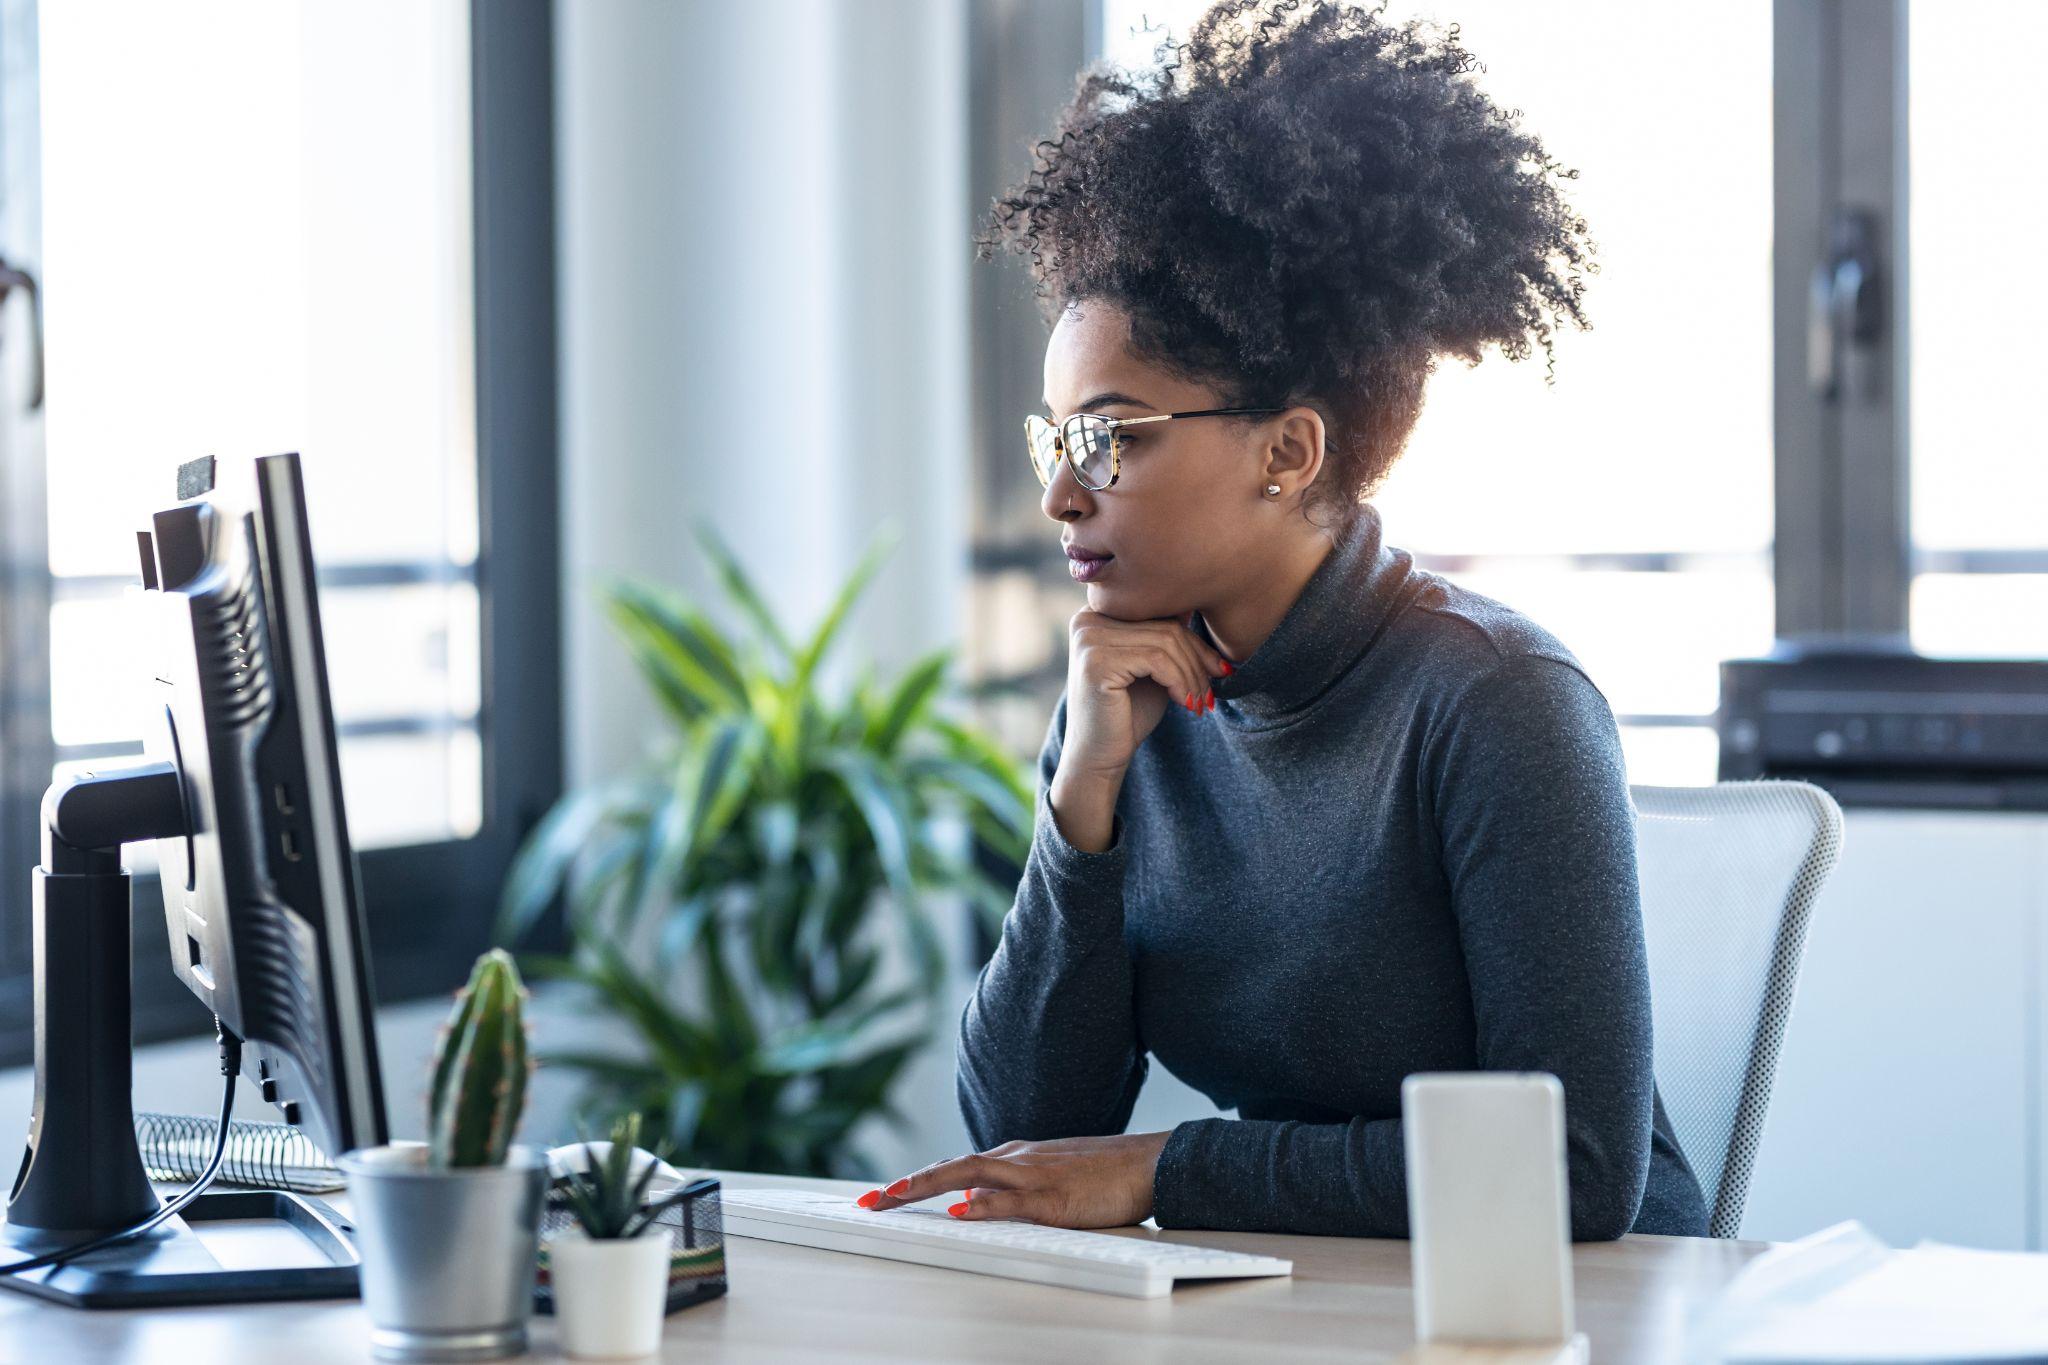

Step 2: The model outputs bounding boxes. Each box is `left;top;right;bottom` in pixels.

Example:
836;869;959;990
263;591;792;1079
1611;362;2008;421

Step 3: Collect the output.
976;0;1595;532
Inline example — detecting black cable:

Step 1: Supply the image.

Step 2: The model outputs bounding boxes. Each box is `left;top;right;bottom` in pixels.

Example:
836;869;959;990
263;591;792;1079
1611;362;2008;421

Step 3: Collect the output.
0;1018;242;1278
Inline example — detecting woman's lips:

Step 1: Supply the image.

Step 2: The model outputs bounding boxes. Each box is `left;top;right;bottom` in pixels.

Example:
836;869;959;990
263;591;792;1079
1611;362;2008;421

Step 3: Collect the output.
1068;552;1113;582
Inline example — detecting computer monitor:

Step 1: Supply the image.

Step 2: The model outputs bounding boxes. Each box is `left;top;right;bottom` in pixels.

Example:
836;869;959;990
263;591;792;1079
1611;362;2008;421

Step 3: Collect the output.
2;452;389;1307
141;452;387;1162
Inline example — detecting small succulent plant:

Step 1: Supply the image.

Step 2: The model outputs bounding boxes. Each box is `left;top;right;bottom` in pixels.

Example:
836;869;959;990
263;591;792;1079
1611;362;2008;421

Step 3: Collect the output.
559;1112;695;1239
427;948;535;1168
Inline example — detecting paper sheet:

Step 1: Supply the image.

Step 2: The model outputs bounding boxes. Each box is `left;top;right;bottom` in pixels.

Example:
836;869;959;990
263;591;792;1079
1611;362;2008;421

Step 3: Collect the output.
1720;1242;2048;1363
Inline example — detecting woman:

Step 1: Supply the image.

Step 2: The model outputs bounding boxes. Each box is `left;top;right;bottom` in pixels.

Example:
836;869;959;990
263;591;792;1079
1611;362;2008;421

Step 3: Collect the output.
859;0;1707;1239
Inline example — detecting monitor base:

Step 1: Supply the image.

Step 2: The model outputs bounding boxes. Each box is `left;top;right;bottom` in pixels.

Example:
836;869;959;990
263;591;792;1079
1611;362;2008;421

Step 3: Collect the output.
0;1189;361;1309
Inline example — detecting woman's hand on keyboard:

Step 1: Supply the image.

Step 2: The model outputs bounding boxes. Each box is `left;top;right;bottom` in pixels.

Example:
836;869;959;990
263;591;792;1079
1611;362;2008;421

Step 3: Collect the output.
855;1131;1174;1228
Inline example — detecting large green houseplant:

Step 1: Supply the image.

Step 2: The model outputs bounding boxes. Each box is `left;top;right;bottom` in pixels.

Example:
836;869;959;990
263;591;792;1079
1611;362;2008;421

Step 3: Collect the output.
495;520;1032;1178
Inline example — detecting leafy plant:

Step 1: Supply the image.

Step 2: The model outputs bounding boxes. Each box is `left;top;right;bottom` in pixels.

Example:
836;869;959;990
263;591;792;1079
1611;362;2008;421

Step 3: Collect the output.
428;949;534;1169
495;518;1031;1179
557;1113;694;1240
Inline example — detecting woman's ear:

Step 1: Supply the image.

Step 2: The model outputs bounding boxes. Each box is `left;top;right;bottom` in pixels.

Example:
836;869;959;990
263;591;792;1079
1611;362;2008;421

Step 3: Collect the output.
1261;404;1326;499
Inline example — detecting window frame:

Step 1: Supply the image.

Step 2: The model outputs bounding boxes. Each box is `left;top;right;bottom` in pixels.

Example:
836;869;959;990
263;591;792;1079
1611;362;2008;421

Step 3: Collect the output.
0;0;562;1067
1773;0;1912;641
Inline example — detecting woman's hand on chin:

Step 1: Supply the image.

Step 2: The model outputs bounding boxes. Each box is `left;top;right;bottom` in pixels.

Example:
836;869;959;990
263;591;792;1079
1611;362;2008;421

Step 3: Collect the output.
854;1132;1173;1229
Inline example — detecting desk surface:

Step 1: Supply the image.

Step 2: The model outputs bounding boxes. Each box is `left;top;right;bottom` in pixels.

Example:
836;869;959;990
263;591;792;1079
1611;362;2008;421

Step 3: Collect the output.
0;1169;1771;1364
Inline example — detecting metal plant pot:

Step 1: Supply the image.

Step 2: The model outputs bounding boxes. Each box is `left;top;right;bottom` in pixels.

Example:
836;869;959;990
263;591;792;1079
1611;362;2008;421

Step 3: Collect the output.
338;1141;548;1362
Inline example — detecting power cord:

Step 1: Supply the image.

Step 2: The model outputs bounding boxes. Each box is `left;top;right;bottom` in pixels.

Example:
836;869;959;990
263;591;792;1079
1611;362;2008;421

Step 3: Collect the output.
0;1017;242;1278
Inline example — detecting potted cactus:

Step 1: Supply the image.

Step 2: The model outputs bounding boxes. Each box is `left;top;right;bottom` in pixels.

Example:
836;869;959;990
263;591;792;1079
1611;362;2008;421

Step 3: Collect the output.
542;1113;686;1359
339;949;548;1363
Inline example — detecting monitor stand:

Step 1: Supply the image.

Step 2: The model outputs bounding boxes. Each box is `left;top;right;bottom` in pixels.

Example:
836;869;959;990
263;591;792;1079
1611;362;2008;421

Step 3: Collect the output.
1;763;363;1307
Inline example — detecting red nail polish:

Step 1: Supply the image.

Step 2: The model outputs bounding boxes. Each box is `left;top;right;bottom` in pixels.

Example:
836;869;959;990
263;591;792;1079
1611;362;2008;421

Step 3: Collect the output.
1203;690;1214;714
856;1189;881;1208
947;1201;969;1217
886;1178;910;1197
1183;692;1194;712
1219;660;1234;675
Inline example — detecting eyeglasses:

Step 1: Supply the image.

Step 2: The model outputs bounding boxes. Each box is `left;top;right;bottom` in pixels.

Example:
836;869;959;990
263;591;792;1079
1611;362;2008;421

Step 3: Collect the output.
1025;406;1286;492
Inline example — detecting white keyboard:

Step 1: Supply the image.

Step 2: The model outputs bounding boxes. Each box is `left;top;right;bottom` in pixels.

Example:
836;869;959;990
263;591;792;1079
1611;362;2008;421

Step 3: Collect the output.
719;1187;1292;1299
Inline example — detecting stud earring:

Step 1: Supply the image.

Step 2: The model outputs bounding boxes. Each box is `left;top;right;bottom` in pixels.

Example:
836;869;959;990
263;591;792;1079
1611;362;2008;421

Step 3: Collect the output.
1263;484;1280;497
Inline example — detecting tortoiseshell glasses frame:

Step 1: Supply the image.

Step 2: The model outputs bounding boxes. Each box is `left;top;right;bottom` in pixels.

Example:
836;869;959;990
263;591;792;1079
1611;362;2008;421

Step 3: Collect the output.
1025;406;1286;491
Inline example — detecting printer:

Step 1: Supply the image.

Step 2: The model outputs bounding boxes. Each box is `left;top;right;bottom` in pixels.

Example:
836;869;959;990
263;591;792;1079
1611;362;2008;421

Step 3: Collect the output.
1717;641;2048;810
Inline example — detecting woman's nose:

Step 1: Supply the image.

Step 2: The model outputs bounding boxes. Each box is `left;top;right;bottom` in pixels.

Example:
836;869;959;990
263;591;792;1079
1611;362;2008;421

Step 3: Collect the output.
1040;452;1089;521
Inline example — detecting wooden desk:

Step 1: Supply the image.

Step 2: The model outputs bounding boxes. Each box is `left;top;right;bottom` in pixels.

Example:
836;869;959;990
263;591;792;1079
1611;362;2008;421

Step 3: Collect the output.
0;1169;1772;1363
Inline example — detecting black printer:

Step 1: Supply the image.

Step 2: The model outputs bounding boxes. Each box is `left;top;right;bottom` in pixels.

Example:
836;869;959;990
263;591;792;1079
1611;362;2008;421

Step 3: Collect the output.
1717;641;2048;810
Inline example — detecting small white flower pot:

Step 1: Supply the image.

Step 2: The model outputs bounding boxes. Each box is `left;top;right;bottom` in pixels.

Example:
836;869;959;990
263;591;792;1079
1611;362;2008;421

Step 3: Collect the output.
548;1226;672;1359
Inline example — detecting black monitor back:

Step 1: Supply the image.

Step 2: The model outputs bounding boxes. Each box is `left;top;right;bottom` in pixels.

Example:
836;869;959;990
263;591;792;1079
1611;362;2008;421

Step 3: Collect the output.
137;453;387;1161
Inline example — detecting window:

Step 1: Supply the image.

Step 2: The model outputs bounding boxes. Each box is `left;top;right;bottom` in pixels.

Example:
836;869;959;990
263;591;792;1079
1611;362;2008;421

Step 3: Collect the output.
1906;2;2048;659
0;0;561;1061
1092;1;1778;785
39;1;481;850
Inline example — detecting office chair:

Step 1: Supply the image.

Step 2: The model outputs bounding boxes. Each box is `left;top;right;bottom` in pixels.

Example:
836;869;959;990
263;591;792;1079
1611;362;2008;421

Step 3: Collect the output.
1632;780;1844;1239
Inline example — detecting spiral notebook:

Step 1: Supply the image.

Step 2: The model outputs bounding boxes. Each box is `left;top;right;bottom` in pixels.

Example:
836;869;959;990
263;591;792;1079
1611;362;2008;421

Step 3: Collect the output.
133;1111;344;1193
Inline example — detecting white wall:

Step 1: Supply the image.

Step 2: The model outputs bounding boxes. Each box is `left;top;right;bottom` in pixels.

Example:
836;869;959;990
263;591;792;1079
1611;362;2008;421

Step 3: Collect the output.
1742;809;2048;1249
554;0;971;787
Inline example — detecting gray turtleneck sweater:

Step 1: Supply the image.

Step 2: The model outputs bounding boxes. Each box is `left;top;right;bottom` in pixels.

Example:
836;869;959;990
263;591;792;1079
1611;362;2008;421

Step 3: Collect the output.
956;504;1708;1240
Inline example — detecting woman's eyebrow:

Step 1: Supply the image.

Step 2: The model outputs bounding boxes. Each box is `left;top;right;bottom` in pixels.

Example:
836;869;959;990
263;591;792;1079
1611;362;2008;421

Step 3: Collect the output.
1042;391;1157;414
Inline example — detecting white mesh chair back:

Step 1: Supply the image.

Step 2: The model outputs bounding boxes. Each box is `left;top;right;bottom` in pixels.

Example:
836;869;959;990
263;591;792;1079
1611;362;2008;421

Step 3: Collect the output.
1632;780;1843;1238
